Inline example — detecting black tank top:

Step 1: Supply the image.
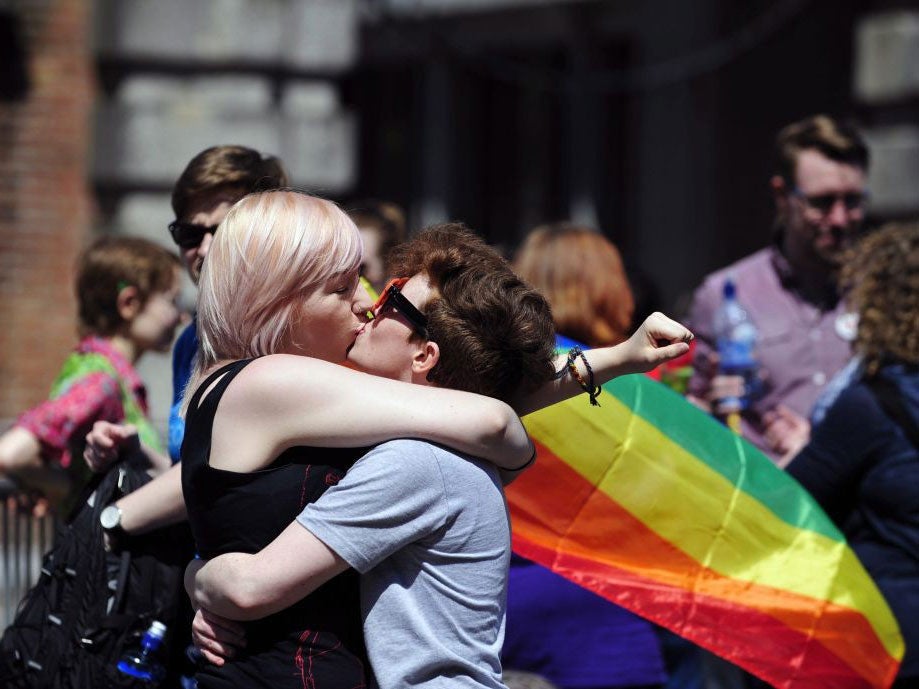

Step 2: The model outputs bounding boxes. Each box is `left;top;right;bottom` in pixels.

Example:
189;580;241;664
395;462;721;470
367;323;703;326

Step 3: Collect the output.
182;359;370;689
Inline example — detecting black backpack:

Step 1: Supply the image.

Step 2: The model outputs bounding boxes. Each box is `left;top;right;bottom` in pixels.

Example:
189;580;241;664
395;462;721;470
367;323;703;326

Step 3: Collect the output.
0;461;195;688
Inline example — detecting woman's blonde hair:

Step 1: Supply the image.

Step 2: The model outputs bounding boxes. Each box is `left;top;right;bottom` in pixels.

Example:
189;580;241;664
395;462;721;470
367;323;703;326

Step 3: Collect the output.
841;221;919;375
514;223;634;347
190;190;362;394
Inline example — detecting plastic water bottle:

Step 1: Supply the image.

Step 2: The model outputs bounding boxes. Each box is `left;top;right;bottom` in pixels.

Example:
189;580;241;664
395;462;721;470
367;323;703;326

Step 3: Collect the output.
712;278;759;433
116;620;167;683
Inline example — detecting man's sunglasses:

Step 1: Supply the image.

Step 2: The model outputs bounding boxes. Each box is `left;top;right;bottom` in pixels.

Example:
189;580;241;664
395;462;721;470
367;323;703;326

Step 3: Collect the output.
168;221;219;250
371;277;428;337
791;189;869;215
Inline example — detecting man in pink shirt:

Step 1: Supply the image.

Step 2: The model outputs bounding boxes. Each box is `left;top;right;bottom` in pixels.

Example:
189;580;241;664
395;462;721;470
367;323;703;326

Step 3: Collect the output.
687;115;868;462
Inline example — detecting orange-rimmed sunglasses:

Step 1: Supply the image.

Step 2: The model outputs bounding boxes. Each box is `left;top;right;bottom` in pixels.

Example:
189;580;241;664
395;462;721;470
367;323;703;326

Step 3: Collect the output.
370;277;428;337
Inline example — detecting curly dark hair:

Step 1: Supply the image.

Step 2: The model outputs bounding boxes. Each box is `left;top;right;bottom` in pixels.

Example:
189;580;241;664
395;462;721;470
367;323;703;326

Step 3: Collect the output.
388;223;557;403
840;221;919;375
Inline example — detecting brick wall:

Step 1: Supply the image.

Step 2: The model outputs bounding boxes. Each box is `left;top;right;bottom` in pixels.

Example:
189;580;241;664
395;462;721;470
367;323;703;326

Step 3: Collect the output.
0;0;95;421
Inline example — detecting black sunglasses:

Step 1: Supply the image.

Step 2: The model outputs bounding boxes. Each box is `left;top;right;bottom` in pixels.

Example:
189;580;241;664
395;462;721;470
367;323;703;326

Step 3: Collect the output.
168;221;219;250
371;278;428;337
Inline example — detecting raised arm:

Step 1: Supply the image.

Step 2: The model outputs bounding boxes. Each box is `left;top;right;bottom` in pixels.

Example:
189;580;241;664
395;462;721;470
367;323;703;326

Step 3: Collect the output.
211;355;534;472
514;312;694;416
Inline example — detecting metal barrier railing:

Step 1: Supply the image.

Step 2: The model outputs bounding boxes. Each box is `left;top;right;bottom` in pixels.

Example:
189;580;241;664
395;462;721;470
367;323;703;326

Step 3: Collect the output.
0;480;56;630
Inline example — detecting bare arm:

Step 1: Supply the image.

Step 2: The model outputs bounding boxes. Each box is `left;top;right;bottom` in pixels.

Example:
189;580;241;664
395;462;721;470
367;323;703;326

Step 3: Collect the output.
187;520;348;621
212;355;534;472
515;312;694;416
0;426;42;475
82;422;185;535
0;426;71;505
115;463;186;535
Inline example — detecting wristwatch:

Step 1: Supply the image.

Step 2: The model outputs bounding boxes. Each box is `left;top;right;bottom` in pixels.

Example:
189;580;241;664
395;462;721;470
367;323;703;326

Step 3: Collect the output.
99;504;127;549
100;503;122;530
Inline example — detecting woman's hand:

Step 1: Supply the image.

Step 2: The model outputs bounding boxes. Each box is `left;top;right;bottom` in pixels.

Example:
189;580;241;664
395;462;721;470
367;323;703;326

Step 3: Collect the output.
614;312;694;376
763;405;811;468
185;558;248;666
191;607;247;666
83;421;138;472
515;313;693;416
6;491;51;518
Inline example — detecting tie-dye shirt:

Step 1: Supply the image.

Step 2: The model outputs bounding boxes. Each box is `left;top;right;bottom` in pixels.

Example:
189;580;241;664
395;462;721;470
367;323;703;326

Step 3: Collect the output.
16;337;157;469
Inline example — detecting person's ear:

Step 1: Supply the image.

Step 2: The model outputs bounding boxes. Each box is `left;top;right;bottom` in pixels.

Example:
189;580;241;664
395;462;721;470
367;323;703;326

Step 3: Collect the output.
411;340;440;376
771;174;790;206
116;285;142;322
769;175;791;220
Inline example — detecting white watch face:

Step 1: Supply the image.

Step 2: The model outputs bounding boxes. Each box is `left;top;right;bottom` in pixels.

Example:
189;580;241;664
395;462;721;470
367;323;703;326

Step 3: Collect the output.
100;505;121;530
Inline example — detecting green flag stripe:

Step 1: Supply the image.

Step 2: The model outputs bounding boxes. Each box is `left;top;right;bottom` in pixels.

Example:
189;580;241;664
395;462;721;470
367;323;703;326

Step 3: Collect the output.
599;375;843;542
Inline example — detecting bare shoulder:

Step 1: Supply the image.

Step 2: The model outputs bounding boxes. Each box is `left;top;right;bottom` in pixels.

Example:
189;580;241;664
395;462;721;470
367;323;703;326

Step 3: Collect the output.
217;355;359;417
207;355;331;470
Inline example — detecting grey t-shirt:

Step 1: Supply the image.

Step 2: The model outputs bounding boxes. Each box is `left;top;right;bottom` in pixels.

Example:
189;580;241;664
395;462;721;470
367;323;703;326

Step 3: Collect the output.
297;438;511;689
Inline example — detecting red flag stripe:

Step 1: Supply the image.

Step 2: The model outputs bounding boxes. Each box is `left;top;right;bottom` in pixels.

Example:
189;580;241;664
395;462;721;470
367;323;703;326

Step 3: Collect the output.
513;536;898;689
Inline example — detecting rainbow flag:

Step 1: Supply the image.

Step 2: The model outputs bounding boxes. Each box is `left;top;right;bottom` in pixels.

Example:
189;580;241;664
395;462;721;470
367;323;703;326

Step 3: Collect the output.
512;370;903;689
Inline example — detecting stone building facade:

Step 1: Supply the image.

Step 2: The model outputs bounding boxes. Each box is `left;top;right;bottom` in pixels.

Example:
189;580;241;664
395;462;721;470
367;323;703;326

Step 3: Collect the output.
2;0;918;431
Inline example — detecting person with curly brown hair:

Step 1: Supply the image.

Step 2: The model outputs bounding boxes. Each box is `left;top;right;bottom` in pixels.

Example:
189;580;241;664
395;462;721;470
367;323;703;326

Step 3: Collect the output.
786;221;919;687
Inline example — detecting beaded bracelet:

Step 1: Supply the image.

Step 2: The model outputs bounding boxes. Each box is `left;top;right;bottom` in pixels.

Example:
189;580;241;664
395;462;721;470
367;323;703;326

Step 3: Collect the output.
553;346;602;406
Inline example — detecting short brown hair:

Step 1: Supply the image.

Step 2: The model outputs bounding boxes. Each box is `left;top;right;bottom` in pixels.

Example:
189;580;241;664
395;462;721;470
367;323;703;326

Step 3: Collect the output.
775;115;869;185
388;223;557;403
840;221;919;375
171;145;289;220
76;236;181;338
514;223;634;347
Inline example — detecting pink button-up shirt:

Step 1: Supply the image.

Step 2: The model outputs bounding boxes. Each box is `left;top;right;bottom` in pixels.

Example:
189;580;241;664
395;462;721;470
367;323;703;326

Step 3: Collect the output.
686;246;855;461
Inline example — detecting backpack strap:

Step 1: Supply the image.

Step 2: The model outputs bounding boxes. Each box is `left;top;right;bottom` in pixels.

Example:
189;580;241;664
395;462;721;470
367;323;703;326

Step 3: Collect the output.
866;375;919;448
110;549;132;614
